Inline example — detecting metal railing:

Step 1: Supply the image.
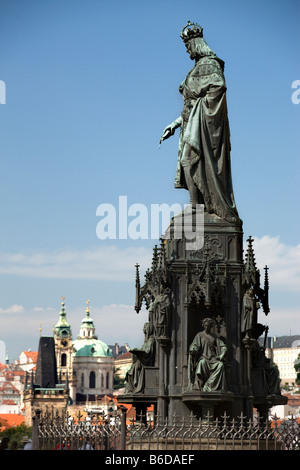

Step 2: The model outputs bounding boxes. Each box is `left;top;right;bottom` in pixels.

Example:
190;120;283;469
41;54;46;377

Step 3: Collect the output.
33;408;300;451
33;407;125;450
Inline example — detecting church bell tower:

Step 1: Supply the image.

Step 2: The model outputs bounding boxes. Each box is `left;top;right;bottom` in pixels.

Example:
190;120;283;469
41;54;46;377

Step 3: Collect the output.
53;297;74;397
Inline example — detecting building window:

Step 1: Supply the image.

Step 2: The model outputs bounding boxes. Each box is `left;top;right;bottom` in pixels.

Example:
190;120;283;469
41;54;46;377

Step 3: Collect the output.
61;353;67;367
89;371;96;389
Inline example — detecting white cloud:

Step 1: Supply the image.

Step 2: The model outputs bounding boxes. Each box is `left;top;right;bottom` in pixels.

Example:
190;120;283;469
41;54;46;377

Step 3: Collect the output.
246;235;300;292
243;235;300;337
0;236;299;356
0;304;25;315
0;236;299;291
33;307;55;312
0;246;152;281
0;303;148;354
262;306;300;337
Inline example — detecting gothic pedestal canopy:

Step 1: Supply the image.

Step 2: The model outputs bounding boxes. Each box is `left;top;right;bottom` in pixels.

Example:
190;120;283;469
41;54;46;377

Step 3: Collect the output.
118;212;286;420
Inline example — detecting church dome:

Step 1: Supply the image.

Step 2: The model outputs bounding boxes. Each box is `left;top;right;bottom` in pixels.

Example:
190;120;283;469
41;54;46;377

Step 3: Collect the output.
73;338;112;358
72;300;112;358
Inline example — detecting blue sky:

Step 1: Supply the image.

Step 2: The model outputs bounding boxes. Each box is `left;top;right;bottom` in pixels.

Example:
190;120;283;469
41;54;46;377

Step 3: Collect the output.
0;0;299;361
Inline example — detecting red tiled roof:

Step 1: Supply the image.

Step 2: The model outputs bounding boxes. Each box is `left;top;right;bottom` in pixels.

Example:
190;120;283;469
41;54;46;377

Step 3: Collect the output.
0;382;20;393
116;402;154;424
115;351;132;360
21;351;38;361
270;417;300;428
0;414;25;429
9;370;25;376
283;393;300;406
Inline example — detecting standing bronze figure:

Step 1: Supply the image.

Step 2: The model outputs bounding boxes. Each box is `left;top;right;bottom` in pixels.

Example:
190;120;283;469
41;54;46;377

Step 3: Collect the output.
160;21;239;223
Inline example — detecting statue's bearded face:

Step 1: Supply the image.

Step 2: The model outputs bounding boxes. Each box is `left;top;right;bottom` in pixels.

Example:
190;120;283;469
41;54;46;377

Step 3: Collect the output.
185;40;197;60
202;319;214;331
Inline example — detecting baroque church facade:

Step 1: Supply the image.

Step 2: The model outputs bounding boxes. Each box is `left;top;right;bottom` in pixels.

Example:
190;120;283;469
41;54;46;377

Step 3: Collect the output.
53;299;114;402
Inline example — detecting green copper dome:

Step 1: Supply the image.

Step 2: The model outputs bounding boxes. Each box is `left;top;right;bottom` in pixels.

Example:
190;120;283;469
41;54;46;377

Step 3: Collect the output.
72;300;112;358
80;311;94;328
54;299;71;338
73;338;112;358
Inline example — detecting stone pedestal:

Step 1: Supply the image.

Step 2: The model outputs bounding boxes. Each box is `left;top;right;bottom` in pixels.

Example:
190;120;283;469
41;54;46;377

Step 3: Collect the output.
118;210;287;421
159;211;244;419
182;391;235;419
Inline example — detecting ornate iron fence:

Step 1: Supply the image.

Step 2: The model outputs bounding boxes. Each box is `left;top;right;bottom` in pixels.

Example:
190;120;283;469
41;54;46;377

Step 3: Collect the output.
33;408;300;451
34;408;124;450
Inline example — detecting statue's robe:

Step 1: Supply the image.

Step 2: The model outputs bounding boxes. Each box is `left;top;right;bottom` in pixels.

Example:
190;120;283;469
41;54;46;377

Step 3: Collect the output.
125;337;155;393
175;56;239;223
188;331;227;392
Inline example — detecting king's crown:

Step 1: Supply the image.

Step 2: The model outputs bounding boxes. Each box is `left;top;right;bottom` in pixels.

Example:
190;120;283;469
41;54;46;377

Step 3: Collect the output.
180;20;203;43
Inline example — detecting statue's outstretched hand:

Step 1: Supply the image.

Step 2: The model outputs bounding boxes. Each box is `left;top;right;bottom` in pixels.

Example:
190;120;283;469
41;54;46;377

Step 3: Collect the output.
159;124;174;146
159;117;182;148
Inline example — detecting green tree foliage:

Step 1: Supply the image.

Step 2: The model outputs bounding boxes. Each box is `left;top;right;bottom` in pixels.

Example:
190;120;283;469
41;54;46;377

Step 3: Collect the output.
0;422;32;450
294;353;300;385
113;366;126;390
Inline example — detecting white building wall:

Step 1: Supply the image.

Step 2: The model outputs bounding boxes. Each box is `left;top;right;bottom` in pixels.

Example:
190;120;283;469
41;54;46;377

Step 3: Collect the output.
272;347;300;385
73;356;114;397
270;402;300;419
